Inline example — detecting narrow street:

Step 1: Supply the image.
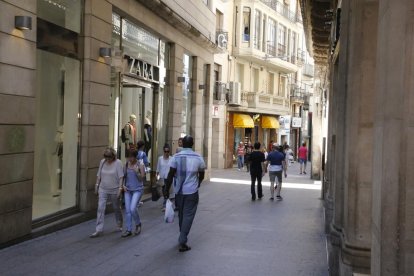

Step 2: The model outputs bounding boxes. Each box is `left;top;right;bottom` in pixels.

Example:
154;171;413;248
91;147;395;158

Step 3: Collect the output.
0;163;327;276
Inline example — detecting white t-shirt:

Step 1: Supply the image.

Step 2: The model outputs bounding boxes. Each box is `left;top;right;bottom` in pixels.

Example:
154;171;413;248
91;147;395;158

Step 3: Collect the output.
157;156;171;179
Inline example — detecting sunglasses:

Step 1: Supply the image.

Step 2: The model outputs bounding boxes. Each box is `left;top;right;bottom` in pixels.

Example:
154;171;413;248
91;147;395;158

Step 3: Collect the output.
164;151;170;153
104;154;112;158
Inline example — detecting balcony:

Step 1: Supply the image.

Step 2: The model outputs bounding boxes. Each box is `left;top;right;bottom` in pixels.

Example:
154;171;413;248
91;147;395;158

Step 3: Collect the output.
239;91;290;115
290;87;309;105
260;0;302;23
303;63;314;77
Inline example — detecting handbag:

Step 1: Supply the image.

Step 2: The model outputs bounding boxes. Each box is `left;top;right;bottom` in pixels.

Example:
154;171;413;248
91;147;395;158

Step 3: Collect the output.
151;184;161;201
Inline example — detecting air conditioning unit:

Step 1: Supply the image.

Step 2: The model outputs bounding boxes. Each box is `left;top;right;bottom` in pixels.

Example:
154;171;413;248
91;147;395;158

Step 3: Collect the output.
228;82;241;106
215;83;226;101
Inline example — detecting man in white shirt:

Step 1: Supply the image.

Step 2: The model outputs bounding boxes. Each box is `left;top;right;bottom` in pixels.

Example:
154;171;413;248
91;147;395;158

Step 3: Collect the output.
164;136;206;252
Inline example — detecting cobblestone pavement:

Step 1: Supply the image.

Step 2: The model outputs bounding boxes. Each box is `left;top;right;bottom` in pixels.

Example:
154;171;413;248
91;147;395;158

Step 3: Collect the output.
0;162;328;276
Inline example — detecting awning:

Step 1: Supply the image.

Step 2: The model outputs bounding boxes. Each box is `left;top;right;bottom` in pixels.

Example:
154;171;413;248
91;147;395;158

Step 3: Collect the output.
233;114;254;128
261;116;280;129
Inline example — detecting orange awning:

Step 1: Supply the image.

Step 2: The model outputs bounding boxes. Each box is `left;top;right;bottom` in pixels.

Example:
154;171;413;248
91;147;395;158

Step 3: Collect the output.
261;116;280;129
233;114;254;128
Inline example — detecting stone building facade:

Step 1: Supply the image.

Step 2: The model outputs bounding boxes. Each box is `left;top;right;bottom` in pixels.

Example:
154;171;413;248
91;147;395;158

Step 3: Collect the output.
0;0;220;246
300;0;414;275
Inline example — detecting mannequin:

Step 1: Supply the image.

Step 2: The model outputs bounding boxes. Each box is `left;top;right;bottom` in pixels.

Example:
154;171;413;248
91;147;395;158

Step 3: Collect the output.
124;114;137;157
144;110;152;156
52;125;64;197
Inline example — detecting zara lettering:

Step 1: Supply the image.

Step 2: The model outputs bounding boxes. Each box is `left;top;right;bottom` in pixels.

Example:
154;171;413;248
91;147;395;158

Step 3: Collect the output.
127;57;159;83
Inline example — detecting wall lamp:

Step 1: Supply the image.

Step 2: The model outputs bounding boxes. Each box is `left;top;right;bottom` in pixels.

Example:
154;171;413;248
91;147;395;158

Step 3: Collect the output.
99;47;111;58
15;16;32;30
198;84;205;90
177;77;186;83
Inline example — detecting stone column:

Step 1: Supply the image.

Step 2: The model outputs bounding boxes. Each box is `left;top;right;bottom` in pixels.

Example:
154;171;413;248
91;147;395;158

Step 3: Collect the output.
191;57;205;154
79;0;112;212
372;0;414;274
167;44;184;153
339;0;378;274
0;0;37;244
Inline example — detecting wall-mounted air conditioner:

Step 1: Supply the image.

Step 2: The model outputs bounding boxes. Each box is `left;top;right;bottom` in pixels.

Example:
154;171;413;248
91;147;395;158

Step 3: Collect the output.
228;82;241;106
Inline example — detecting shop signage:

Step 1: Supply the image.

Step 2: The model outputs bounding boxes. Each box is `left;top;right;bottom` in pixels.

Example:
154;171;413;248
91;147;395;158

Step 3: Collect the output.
279;115;291;135
292;117;302;128
125;55;159;83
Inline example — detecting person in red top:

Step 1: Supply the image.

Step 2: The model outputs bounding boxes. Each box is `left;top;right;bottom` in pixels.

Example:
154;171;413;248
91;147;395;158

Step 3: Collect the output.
236;142;245;171
298;142;308;174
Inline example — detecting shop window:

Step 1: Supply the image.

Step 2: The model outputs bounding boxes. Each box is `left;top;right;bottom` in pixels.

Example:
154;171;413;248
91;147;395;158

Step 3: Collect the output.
33;50;80;219
33;0;82;220
243;7;251;41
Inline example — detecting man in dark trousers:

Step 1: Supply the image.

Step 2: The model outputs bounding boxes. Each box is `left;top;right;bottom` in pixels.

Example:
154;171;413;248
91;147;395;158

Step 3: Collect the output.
164;136;206;252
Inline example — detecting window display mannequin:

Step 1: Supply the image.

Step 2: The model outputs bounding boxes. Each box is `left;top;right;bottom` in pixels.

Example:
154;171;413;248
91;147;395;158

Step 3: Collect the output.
144;110;152;156
124;114;137;157
52;125;64;197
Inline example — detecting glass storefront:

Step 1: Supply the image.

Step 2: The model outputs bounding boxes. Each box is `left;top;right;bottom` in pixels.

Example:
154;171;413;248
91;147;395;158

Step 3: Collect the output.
33;0;82;219
110;13;169;168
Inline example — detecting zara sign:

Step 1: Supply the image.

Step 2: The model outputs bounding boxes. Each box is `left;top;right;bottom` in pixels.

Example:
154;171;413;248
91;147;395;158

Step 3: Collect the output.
125;55;160;83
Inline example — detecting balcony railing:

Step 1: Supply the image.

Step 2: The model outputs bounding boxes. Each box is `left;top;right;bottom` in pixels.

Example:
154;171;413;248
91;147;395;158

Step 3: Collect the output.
216;29;228;49
242;91;290;109
303;63;314;77
267;43;277;56
260;0;302;23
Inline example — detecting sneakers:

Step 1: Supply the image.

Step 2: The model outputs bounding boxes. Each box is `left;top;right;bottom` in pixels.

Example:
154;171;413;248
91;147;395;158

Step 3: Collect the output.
276;195;283;200
121;231;132;238
270;197;274;201
89;231;102;238
179;244;192;252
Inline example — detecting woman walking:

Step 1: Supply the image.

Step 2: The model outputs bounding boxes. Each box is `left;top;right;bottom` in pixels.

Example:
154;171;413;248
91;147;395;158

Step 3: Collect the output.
122;149;146;237
236;141;245;171
90;147;124;238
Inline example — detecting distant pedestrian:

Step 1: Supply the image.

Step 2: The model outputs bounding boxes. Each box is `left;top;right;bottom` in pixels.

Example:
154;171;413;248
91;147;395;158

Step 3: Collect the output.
156;144;173;211
266;143;287;200
268;140;274;152
164;135;206;252
90;147;124;238
236;141;245;171
245;141;253;172
298;142;308;174
285;145;294;166
121;149;145;237
262;146;268;159
176;137;184;153
249;142;266;201
137;140;149;167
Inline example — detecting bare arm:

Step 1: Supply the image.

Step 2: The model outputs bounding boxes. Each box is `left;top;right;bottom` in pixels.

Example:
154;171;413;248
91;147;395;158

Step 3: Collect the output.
198;171;205;187
164;167;177;198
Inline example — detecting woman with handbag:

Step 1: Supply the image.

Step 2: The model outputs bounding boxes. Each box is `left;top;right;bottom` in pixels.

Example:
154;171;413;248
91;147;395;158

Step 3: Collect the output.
90;147;124;238
122;149;146;237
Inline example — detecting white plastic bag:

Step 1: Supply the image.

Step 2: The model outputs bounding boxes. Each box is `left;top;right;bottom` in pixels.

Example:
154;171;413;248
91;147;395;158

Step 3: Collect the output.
164;199;175;223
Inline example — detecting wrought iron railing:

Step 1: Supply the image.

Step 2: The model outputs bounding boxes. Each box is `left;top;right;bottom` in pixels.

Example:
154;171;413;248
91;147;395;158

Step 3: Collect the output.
260;0;301;23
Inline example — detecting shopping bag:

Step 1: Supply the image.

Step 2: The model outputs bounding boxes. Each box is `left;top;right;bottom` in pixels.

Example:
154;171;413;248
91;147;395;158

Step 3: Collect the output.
164;199;175;223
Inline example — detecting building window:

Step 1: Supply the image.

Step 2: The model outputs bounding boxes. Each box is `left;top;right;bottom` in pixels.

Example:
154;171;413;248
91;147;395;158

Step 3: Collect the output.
254;10;261;49
279;75;287;97
253;68;259;92
236;63;245;90
182;54;193;136
268;72;275;95
34;0;82;219
267;18;277;56
278;24;287;57
243;7;251;41
291;31;297;63
216;9;224;30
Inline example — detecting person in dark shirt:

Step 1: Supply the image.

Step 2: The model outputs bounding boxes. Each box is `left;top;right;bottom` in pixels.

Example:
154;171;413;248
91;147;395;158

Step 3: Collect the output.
249;142;266;201
266;143;287;200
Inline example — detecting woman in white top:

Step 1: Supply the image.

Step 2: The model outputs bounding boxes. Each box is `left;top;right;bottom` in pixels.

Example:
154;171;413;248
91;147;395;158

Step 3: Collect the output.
90;147;124;238
156;144;173;210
